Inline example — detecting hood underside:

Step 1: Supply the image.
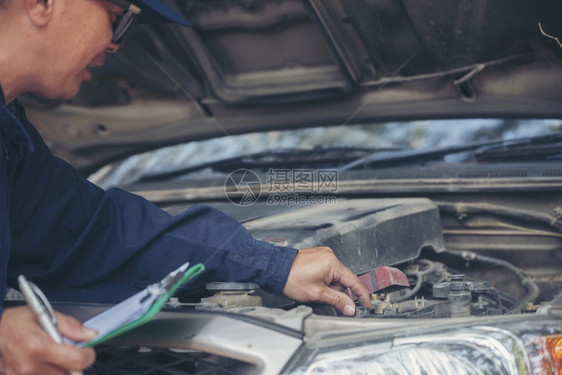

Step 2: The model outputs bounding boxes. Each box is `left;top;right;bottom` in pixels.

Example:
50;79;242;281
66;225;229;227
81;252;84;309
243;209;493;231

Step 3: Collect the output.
21;0;562;175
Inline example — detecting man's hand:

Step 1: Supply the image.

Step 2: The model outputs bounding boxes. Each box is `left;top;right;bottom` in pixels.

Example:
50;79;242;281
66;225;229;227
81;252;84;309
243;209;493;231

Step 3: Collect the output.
0;306;96;375
283;246;371;316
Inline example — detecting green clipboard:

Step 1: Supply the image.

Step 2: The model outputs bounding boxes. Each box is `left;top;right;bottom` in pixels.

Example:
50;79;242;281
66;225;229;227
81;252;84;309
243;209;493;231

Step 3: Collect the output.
77;262;205;348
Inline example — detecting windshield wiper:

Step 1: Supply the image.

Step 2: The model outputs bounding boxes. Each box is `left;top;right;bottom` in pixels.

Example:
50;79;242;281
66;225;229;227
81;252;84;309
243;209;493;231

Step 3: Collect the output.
135;132;562;183
339;131;562;171
136;146;392;183
474;132;562;162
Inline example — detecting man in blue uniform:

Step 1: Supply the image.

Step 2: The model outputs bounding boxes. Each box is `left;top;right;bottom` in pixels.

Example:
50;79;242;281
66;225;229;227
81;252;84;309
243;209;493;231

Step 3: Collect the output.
0;0;370;373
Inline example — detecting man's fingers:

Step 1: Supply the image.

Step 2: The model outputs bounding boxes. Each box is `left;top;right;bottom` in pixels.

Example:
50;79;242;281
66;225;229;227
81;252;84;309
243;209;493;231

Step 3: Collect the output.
1;329;94;374
283;246;373;316
336;267;371;308
0;307;96;373
321;286;357;316
7;358;77;375
330;284;346;292
23;326;96;372
52;313;97;370
44;342;96;372
56;312;97;342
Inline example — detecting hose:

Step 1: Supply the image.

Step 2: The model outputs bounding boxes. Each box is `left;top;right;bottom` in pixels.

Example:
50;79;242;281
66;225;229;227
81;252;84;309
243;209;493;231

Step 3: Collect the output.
393;259;436;303
435;201;562;232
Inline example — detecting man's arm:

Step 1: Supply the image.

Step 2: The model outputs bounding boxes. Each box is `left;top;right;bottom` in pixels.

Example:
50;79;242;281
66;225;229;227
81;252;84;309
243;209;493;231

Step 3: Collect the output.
10;104;369;311
9;105;298;302
0;307;95;374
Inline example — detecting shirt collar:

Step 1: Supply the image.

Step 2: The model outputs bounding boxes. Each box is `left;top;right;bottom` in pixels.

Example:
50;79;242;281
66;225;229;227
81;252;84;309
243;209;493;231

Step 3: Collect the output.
0;84;5;106
0;85;34;153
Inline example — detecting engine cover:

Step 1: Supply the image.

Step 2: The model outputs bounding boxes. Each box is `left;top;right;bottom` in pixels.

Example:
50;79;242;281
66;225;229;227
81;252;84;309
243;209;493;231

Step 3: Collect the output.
241;198;445;275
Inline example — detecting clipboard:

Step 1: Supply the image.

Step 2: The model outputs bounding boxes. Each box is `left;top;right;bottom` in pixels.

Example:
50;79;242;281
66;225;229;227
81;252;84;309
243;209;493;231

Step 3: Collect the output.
72;261;205;347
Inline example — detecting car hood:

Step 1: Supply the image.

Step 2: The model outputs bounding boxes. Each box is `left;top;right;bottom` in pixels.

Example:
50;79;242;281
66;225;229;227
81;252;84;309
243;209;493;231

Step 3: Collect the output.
21;0;562;175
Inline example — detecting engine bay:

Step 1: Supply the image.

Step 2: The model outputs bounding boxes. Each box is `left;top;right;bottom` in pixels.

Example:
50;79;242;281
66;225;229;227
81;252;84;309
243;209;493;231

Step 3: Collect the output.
184;250;540;320
168;197;562;321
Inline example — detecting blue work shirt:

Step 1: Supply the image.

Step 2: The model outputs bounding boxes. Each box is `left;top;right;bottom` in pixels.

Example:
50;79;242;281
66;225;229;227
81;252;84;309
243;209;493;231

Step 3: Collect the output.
0;86;297;315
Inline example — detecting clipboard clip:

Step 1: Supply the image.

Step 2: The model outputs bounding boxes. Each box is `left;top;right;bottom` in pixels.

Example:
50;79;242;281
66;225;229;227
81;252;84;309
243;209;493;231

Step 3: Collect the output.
158;262;191;295
141;262;190;303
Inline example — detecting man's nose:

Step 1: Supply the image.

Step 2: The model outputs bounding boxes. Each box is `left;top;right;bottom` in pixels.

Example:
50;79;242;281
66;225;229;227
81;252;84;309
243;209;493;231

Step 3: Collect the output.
106;42;120;54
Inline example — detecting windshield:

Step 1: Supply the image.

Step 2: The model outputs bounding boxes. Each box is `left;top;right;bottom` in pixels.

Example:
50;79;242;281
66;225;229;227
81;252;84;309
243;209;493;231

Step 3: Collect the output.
90;118;562;189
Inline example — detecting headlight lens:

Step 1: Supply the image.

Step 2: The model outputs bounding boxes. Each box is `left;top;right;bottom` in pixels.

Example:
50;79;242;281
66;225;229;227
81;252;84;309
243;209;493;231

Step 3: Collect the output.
288;316;562;375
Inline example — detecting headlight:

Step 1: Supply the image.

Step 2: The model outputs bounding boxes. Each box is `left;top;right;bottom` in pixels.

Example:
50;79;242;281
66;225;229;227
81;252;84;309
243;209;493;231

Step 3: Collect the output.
286;315;562;375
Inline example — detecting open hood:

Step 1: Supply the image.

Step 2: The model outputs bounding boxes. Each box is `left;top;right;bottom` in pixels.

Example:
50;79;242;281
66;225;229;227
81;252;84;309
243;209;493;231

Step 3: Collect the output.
21;0;562;175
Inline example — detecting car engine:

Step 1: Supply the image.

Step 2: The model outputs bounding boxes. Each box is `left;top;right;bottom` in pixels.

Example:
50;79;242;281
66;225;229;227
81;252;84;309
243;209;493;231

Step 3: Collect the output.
166;198;548;320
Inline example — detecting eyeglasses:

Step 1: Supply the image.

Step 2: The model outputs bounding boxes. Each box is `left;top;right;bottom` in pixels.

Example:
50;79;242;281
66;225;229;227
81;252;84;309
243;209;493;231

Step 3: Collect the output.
105;0;142;44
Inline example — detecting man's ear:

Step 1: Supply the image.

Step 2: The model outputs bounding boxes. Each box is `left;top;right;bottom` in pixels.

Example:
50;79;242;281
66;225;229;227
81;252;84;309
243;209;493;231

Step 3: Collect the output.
23;0;54;27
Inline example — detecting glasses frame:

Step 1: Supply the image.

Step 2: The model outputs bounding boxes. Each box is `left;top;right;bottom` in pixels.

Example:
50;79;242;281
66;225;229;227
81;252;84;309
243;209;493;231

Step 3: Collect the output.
105;0;142;44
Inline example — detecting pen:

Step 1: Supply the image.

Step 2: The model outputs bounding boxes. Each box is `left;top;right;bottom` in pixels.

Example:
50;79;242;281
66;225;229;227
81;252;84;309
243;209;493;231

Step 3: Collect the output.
18;275;84;375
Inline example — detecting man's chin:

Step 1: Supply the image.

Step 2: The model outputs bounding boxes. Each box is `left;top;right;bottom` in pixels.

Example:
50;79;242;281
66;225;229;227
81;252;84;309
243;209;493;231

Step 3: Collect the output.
30;74;89;101
40;83;82;101
61;88;81;100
